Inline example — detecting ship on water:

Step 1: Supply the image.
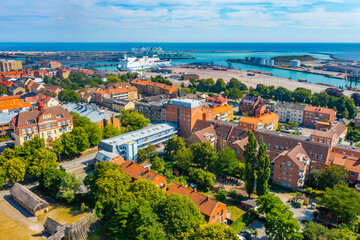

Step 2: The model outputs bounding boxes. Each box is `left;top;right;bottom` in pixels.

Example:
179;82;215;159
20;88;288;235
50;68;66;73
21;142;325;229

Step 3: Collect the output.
118;54;171;71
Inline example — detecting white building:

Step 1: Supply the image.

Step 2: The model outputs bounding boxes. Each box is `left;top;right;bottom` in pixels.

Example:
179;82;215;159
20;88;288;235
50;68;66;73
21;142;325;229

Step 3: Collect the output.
274;102;307;124
290;60;301;68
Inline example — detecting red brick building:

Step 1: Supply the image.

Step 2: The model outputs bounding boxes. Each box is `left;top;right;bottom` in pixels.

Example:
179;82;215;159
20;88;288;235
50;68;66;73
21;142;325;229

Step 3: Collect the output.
303;106;336;128
272;143;310;189
238;95;267;116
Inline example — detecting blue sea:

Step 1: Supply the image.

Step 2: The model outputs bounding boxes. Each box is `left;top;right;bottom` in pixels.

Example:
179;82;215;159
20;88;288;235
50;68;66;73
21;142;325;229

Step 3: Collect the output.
2;42;360;88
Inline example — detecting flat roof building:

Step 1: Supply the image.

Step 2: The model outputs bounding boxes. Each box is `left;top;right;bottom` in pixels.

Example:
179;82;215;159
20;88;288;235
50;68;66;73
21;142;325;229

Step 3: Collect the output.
98;122;177;161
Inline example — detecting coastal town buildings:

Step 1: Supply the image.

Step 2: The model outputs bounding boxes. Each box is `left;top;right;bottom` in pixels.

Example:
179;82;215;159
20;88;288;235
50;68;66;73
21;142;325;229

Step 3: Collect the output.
355;113;360;127
238;95;268;117
0;60;23;72
94;150;124;167
131;79;178;95
11;105;73;146
98;123;176;161
135;102;166;123
41;60;62;69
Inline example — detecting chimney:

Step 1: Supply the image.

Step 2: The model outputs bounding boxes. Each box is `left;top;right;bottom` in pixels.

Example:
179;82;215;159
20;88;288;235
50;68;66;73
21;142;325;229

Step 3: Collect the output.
181;182;184;186
193;188;197;192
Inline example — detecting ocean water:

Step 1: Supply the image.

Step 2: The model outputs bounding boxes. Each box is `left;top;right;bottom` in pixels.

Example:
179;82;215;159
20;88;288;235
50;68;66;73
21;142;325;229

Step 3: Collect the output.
2;42;360;87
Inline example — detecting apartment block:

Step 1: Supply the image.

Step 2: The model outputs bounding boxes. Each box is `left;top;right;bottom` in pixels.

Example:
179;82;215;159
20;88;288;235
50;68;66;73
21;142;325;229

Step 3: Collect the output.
272;143;310;189
274;102;306;124
131;79;178;95
238;112;279;131
238;95;267;116
0;60;23;72
303;106;336;128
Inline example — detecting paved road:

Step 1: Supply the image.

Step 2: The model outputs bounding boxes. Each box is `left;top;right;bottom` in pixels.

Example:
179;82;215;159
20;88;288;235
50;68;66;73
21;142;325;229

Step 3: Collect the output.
249;219;269;240
60;152;97;179
0;140;13;153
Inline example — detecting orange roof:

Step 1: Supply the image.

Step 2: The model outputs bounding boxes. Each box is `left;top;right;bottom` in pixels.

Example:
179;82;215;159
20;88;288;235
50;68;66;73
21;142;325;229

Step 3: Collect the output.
95;90;109;95
239;113;278;125
132;79;177;93
0;99;31;111
329;152;360;173
120;160;165;184
212;104;234;114
206;95;227;104
109;86;137;94
305;106;335;115
0;95;21;101
132;79;149;85
167;183;225;217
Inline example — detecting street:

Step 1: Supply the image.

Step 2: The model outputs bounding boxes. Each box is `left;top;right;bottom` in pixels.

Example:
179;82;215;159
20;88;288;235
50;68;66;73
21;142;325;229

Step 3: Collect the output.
60;152;97;179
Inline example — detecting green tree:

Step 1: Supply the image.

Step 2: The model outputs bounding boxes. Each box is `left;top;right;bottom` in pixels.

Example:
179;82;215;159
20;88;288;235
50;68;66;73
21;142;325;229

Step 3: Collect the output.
28;148;58;176
70;111;91;127
226;78;248;91
215;147;238;176
58;89;81;103
185;223;238;240
228;88;243;100
322;183;360;223
302;221;339;240
164;135;185;161
3;158;26;183
136;144;157;164
311;92;330;107
265;208;303;240
174;147;193;171
0;168;6;188
60;132;78;155
256;194;285;215
56;173;82;203
103;124;122;139
120;110;150;131
293;87;312;103
107;75;121;83
274;87;292;102
71;127;90;152
39;167;66;197
190;142;218;169
84;122;103;146
213;78;226;93
129;179;166;207
188;167;215;188
157;193;204;239
244;131;257;197
256;141;270;196
108;199;165;240
150;156;166;173
307;165;348;190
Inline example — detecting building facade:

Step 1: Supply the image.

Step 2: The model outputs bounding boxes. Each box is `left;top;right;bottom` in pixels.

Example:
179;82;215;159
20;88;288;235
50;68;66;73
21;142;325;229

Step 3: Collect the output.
11;105;73;146
0;60;23;72
303;106;336;128
274;102;306;124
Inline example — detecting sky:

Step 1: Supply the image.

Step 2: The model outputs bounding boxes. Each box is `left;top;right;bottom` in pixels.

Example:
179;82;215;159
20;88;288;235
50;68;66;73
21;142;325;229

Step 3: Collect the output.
1;0;360;42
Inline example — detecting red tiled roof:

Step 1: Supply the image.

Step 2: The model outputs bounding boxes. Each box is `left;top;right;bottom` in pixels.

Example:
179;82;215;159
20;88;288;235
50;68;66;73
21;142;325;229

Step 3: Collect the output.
120;160;159;182
304;106;335;115
167;183;224;217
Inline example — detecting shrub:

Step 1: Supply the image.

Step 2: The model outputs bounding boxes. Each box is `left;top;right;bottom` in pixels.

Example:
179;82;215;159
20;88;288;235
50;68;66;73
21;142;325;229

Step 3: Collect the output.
228;190;243;201
81;202;90;212
305;187;313;195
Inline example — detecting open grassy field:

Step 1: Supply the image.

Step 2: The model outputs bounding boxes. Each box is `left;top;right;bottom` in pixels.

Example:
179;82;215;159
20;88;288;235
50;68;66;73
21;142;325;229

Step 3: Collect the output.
0;210;41;240
38;204;87;225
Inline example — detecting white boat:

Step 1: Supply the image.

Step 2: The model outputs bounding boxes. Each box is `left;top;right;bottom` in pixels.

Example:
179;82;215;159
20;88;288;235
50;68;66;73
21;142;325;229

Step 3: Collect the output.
118;55;171;71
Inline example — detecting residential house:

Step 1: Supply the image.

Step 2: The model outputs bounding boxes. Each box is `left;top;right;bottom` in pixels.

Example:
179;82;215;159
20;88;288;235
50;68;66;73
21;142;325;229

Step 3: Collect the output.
206;95;227;106
272;143;310;189
56;68;71;79
108;86;138;100
11;105;73;146
203;104;234;122
238;95;267;116
10;183;49;216
309;122;347;147
167;183;227;224
24;94;60;108
120;160;167;189
131;79;178;95
0;98;31;113
135;102;166;123
8;86;25;95
30;83;44;94
42;85;62;96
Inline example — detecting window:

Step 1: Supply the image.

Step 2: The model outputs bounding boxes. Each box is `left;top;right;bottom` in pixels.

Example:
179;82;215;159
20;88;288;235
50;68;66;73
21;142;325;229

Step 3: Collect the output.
41;125;44;130
58;122;61;127
67;119;71;124
47;131;51;136
41;133;44;138
350;173;355;177
288;161;291;166
63;121;66;125
22;128;26;134
28;127;32;133
24;136;27;141
33;126;37;131
46;123;51;129
59;128;62;133
318;154;322;159
54;130;57;135
68;126;71;131
53;122;56;128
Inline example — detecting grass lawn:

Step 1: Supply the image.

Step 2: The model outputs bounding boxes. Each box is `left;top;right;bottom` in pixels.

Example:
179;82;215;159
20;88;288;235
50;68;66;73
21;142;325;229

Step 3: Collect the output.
222;199;246;221
0;210;41;240
38;204;88;225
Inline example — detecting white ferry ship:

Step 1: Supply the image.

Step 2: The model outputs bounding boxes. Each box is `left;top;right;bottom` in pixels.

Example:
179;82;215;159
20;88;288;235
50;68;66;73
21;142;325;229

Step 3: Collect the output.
118;55;171;71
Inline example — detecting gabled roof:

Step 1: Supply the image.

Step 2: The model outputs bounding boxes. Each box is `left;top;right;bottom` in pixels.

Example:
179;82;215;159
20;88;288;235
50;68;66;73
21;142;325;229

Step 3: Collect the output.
10;183;49;212
167;183;224;217
120;160;161;182
304;106;335;115
273;143;310;169
192;125;217;143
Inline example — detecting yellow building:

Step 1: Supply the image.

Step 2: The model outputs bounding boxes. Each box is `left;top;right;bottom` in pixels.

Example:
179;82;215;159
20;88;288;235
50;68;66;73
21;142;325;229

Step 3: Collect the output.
238;112;279;131
0;60;23;72
11;105;73;146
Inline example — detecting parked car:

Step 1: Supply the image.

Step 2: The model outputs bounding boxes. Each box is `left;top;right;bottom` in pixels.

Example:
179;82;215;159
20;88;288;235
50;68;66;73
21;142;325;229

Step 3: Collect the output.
239;230;252;240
